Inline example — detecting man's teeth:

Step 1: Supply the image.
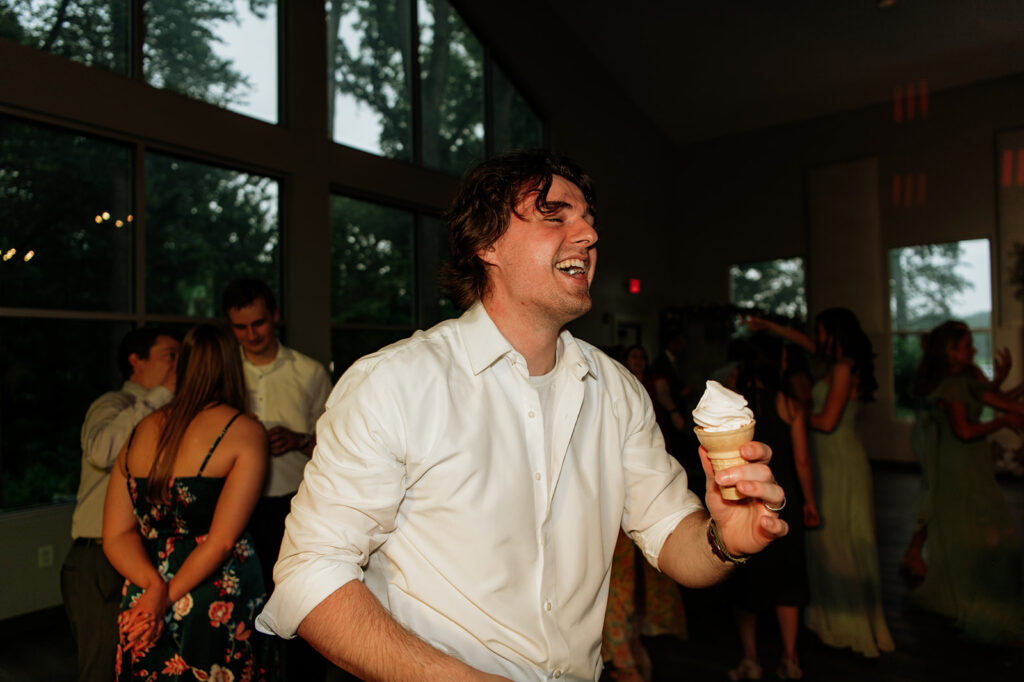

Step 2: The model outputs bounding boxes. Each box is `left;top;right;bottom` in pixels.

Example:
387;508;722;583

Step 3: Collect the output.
556;259;586;275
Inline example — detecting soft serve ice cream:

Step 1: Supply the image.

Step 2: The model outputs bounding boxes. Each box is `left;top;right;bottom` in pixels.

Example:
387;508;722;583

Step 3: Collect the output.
692;380;754;431
692;380;755;500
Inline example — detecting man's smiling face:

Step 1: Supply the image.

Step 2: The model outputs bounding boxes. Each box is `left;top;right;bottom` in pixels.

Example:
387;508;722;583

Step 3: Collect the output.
478;175;598;328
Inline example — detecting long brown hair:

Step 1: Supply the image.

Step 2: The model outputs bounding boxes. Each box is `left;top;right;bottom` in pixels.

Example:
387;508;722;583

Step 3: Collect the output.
910;320;970;400
146;323;248;502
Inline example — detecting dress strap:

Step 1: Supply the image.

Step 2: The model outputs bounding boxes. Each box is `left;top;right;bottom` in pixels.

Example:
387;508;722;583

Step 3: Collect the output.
198;412;243;476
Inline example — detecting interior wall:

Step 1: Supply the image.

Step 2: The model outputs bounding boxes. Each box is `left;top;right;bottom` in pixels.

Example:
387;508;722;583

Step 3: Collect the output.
0;505;72;619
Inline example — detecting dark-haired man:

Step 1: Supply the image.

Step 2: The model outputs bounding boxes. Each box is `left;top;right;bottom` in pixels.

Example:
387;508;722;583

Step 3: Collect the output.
61;327;179;682
257;151;788;681
221;278;332;587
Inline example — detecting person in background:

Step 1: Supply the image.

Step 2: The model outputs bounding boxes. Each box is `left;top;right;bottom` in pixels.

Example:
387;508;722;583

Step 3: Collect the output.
901;328;1016;583
726;333;818;681
255;149;788;681
904;320;1023;644
222;278;332;680
748;309;894;658
601;345;689;682
102;323;268;680
61;327;179;682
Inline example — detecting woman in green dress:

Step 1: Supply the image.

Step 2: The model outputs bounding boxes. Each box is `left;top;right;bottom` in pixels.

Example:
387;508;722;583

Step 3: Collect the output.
905;320;1023;644
103;324;270;680
748;308;894;658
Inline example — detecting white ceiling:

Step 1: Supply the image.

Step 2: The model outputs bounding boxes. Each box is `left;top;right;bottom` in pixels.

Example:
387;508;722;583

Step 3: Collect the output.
544;0;1024;146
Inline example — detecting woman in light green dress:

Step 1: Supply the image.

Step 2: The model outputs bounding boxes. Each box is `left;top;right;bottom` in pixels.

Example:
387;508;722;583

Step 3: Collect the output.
907;321;1023;644
748;308;894;657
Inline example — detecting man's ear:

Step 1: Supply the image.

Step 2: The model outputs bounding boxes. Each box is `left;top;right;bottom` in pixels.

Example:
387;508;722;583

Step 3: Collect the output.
272;307;281;325
127;352;142;371
475;244;498;267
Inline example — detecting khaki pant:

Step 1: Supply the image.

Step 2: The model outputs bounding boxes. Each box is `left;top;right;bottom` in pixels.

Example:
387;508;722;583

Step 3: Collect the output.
60;540;122;682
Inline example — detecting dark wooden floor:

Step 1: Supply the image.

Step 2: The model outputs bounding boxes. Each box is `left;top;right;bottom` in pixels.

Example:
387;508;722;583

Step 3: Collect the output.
2;466;1022;682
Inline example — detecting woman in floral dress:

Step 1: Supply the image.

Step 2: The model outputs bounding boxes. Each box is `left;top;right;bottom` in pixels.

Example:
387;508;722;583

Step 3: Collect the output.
103;323;269;681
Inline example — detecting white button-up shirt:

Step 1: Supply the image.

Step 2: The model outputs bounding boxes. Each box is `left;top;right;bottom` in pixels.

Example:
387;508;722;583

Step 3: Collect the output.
257;303;703;680
241;344;332;497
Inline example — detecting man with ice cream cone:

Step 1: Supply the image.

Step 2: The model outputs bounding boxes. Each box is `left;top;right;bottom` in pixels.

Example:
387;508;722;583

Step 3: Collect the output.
257;150;789;681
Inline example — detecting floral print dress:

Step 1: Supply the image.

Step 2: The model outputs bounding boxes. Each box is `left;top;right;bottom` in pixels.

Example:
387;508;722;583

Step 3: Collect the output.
117;413;267;682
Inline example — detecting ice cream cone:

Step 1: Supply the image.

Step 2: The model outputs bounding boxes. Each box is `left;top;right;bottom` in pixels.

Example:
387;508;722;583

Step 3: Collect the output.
694;421;756;500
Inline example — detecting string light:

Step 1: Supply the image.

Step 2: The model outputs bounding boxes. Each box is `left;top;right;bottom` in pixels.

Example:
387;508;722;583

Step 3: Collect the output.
23;250;34;262
95;215;103;224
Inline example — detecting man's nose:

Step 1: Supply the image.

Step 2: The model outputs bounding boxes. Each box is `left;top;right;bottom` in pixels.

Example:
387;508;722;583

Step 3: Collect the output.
571;218;598;246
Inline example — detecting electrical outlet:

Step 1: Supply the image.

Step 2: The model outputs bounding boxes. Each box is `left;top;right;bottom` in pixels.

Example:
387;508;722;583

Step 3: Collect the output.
37;544;53;568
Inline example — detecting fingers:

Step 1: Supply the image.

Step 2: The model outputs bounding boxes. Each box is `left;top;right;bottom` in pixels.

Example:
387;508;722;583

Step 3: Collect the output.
759;515;789;539
739;441;772;463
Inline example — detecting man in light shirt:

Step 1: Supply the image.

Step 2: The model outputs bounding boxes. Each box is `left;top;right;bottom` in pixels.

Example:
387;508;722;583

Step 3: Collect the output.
61;327;179;682
257;151;789;681
222;278;332;586
222;278;332;681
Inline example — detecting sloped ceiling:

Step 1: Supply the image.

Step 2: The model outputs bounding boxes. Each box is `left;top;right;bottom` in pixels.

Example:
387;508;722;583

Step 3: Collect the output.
544;0;1024;146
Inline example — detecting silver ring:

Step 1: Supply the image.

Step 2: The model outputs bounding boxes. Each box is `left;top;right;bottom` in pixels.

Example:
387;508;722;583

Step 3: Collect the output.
763;497;786;513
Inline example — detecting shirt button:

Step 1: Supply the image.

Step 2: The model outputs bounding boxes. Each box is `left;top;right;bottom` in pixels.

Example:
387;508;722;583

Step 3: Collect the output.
534;472;541;481
554;670;563;678
544;600;552;611
528;410;536;418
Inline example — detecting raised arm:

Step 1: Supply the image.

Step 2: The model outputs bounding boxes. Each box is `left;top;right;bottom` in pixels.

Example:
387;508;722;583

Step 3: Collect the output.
83;387;172;470
745;317;815;354
658;441;788;587
944;398;1023;441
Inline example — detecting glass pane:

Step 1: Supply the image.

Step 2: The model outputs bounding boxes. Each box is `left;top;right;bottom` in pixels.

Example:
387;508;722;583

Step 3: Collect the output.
1;116;133;311
327;0;413;159
144;1;279;124
889;239;992;332
491;61;543;153
892;333;923;420
419;0;484;175
728;257;807;320
145;152;280;317
1;0;133;76
421;215;459;324
330;196;414;325
0;317;132;510
330;328;409;381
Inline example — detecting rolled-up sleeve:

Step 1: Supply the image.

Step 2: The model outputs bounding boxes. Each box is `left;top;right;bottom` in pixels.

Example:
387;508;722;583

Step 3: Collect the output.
617;376;704;569
256;359;407;638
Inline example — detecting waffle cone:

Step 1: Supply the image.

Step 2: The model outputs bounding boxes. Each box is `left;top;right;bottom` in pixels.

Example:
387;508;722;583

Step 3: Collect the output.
694;421;755;500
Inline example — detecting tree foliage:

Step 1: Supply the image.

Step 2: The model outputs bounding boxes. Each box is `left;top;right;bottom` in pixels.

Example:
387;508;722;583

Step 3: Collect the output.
729;258;807;320
1;0;277;509
327;0;485;174
889;242;973;331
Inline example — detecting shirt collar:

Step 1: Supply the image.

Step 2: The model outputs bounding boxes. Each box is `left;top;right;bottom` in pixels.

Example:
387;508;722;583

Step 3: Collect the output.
121;380;150;396
239;343;288;371
458;302;595;381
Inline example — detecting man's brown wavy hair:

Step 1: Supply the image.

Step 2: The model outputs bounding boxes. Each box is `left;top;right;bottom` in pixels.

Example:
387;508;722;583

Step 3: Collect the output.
439;150;596;310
